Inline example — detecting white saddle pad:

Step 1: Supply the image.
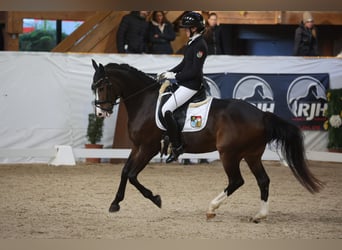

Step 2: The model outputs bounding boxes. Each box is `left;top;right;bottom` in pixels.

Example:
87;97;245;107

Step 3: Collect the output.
155;95;213;132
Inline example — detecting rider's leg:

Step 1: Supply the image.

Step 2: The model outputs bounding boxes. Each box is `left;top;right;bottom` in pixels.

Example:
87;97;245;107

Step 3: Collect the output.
164;110;183;163
161;86;196;163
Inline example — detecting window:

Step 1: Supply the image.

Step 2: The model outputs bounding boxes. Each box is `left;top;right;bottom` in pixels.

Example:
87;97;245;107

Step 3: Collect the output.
20;19;83;51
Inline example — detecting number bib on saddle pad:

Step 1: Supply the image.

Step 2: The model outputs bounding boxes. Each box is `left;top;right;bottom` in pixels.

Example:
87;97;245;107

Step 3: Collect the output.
155;81;213;132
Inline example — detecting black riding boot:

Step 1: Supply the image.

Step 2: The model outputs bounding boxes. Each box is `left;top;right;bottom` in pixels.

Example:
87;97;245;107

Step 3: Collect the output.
164;111;183;163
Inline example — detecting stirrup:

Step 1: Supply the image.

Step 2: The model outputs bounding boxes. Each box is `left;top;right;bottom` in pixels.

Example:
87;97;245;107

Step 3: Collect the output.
165;145;183;163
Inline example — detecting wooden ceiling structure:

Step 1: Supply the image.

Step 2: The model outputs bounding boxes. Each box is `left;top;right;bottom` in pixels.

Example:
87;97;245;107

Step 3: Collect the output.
1;11;341;52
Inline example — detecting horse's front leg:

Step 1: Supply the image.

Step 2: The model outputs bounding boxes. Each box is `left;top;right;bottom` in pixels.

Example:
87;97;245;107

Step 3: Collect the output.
109;146;161;212
109;153;135;212
126;146;161;208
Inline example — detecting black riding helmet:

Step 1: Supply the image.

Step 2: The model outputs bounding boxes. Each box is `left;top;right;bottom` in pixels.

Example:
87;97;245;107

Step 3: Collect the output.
180;12;205;32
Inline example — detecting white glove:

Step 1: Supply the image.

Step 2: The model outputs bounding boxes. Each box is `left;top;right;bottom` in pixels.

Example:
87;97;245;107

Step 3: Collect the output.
164;71;176;79
157;71;176;81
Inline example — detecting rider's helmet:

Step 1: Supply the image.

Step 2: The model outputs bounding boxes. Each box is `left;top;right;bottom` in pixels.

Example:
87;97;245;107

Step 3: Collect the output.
180;12;205;32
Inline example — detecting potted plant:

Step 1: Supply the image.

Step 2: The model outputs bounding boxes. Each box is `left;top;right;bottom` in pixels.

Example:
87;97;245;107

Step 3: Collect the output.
323;88;342;152
85;113;104;163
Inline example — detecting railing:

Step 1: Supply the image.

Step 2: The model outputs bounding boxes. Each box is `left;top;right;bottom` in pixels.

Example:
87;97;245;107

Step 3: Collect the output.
0;147;341;166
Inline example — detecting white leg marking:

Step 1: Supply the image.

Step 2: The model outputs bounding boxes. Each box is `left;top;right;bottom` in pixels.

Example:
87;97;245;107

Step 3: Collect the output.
207;191;228;214
252;200;269;222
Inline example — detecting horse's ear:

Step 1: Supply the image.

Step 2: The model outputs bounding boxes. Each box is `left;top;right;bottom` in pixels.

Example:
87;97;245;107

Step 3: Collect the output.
92;59;98;71
99;63;105;73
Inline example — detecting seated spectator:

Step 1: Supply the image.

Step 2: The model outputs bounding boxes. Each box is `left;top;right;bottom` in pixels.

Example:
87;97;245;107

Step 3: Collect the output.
148;11;176;54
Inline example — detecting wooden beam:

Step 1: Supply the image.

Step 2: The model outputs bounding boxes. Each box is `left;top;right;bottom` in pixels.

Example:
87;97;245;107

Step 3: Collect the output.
215;11;280;25
69;11;125;52
0;11;6;23
6;11;95;21
3;32;19;51
91;23;117;53
281;11;342;25
171;28;187;54
5;12;23;33
165;11;184;22
52;11;112;52
214;11;342;25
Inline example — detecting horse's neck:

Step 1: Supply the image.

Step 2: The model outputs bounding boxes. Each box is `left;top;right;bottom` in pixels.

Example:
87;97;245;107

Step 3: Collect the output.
124;89;158;123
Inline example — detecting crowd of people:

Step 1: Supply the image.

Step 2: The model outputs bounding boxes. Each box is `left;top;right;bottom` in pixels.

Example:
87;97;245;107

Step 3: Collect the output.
116;11;321;57
116;11;230;56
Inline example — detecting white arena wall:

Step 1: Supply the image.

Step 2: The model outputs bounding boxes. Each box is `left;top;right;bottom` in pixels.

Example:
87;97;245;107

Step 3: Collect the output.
0;51;341;164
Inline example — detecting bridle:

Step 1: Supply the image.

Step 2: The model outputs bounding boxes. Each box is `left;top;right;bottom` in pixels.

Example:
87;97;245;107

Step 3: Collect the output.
92;76;118;114
92;75;159;114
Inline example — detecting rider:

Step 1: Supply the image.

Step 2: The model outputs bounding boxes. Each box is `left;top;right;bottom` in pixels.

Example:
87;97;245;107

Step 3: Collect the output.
160;11;208;163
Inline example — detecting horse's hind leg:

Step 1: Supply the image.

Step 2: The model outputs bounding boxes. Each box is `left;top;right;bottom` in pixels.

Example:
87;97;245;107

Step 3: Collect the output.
244;155;270;223
207;155;244;219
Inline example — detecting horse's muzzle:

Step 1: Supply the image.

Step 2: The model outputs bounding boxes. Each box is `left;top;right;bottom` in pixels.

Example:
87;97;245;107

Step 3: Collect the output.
95;106;112;118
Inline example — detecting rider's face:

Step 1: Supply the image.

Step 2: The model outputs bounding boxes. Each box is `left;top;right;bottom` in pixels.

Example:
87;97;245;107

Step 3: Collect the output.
185;27;197;37
185;28;191;37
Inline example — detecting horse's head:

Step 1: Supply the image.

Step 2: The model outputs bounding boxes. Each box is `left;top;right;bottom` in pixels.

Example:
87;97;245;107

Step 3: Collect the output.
91;59;119;118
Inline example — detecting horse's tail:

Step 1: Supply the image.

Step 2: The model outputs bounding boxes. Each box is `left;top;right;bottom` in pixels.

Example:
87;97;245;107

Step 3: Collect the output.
263;112;324;193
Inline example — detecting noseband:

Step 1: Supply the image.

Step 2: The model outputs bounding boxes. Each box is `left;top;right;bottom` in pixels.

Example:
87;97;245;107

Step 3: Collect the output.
92;76;119;113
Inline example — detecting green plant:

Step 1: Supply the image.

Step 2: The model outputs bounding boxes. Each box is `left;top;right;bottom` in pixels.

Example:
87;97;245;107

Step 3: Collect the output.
19;29;67;51
323;88;342;150
86;113;104;144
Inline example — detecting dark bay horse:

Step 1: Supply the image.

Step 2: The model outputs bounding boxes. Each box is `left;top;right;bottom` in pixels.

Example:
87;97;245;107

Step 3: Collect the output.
91;59;323;222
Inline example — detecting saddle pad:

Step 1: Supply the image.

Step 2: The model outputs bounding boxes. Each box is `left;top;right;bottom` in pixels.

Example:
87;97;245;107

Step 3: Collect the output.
155;96;213;132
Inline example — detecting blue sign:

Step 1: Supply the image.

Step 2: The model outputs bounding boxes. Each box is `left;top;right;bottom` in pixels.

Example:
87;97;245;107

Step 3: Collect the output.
205;73;330;130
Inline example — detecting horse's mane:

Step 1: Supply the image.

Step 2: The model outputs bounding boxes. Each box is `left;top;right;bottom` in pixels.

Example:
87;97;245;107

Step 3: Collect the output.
105;63;156;84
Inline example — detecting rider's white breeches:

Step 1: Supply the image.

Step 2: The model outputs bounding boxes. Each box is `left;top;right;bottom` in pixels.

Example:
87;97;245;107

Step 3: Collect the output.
161;85;197;116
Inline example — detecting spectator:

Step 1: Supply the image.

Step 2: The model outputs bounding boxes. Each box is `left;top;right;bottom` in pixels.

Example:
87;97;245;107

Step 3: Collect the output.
148;11;176;54
116;11;149;53
203;12;224;55
293;11;319;56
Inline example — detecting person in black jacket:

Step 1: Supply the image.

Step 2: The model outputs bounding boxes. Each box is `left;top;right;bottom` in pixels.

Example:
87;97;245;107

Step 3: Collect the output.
159;12;208;163
116;11;149;53
293;11;319;56
203;12;224;55
148;11;176;54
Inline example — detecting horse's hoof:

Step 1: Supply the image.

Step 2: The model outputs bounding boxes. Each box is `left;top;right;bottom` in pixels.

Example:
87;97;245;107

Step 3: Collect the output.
249;216;266;223
249;217;260;223
206;213;216;220
152;195;162;208
109;203;120;213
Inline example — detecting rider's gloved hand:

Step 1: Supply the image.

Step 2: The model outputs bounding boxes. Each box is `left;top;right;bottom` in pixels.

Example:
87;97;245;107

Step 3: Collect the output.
157;71;176;82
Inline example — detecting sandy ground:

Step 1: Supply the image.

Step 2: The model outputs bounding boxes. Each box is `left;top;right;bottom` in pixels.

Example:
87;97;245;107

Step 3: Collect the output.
0;160;341;239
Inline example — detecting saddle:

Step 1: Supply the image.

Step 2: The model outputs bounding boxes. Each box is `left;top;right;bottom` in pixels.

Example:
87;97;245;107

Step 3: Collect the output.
155;80;214;158
156;80;207;130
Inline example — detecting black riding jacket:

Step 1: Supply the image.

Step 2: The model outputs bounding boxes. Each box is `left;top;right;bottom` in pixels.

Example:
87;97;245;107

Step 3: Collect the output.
293;22;318;56
169;35;208;91
116;12;149;53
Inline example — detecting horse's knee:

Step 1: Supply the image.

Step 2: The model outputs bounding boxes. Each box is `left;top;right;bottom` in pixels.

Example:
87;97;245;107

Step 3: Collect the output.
128;175;137;185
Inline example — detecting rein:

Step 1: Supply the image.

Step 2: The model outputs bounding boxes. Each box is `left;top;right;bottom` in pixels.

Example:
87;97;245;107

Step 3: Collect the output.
92;76;159;111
